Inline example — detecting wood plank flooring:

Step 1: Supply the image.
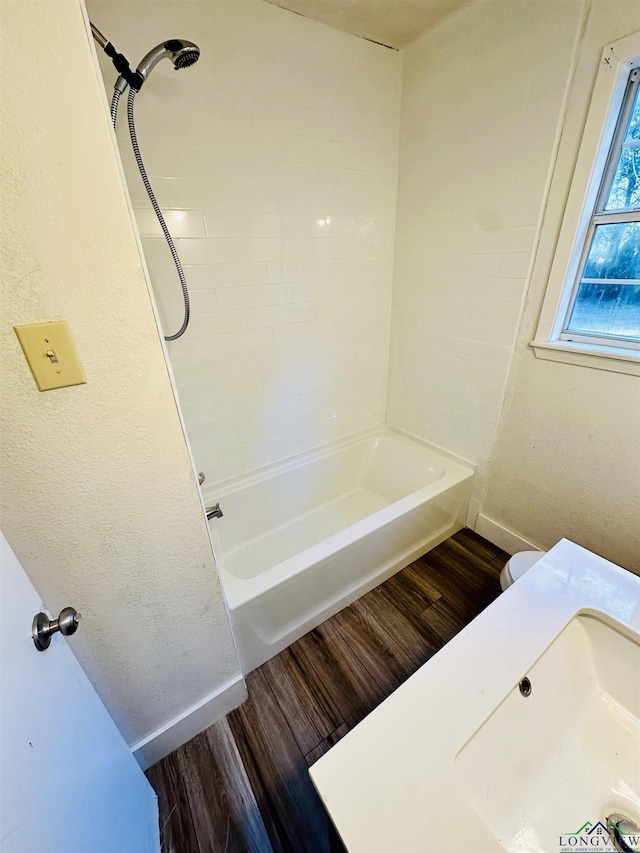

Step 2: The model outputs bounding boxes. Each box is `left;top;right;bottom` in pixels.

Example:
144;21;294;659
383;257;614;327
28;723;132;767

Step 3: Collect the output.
146;528;508;853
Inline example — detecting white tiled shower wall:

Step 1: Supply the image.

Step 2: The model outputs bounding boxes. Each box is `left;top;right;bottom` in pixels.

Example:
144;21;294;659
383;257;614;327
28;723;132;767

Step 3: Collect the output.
92;0;586;519
387;0;584;525
91;0;401;483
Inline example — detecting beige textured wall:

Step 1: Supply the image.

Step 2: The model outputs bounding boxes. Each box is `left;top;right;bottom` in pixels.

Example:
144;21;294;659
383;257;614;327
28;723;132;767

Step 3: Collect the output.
482;0;640;573
0;0;240;746
386;0;585;527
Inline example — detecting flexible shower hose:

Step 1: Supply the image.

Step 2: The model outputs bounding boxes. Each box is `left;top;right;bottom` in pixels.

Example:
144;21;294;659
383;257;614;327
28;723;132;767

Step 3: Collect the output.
110;87;190;341
110;89;121;127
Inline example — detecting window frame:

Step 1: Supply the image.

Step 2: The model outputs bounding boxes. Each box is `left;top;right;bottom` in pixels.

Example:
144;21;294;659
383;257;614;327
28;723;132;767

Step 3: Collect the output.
532;30;640;376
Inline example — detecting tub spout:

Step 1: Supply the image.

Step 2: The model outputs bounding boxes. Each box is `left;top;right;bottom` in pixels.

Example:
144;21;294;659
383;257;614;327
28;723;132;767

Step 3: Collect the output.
206;503;223;520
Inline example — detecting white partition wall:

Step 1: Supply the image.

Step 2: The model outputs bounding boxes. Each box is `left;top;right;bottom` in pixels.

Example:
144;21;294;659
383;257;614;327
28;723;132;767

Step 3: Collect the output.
1;0;242;763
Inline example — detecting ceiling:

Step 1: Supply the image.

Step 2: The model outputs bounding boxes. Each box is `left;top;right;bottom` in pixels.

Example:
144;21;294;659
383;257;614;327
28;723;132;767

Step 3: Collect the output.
263;0;473;49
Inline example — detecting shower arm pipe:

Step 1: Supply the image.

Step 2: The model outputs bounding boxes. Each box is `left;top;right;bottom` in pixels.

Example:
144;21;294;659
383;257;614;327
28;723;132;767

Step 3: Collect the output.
90;22;143;93
90;22;108;49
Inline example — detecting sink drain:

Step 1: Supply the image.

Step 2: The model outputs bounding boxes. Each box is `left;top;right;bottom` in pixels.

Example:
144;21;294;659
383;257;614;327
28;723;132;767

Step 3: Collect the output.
607;814;640;853
518;677;532;697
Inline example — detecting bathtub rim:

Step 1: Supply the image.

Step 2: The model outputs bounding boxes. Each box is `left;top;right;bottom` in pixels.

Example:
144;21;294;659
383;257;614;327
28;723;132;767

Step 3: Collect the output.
222;474;473;608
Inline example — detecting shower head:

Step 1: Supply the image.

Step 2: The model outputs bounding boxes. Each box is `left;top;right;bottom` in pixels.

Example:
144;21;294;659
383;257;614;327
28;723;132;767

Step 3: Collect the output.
91;22;201;94
135;39;200;83
170;40;201;70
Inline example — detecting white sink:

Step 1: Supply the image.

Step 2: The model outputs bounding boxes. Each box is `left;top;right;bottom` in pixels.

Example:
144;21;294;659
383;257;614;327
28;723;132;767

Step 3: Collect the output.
455;613;640;852
310;541;640;853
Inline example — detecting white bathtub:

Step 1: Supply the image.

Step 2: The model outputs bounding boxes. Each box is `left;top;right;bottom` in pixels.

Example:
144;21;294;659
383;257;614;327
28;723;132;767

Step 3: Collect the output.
207;427;474;673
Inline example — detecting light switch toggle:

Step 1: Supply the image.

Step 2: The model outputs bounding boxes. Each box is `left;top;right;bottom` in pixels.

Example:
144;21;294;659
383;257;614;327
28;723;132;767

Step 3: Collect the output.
14;320;87;391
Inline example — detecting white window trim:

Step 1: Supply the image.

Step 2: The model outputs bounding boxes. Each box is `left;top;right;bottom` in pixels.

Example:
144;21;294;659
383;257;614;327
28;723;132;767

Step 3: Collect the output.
531;30;640;377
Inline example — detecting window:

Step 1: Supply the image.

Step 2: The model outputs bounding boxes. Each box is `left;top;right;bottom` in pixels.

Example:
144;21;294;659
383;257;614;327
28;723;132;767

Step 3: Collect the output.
532;31;640;375
561;67;640;349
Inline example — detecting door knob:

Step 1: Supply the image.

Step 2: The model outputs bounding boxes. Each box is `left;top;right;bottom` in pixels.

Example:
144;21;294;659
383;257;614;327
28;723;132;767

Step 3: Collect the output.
32;607;81;651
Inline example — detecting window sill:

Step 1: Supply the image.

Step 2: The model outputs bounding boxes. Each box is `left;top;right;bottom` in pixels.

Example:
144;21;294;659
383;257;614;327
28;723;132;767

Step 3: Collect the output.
530;339;640;376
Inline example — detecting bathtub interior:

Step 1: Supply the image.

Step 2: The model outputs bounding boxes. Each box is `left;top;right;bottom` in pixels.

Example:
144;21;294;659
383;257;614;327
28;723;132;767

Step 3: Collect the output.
209;429;456;582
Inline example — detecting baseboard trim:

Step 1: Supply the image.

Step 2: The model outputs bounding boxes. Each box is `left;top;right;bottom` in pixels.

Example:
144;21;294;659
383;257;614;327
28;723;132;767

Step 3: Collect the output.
475;513;543;556
131;674;247;770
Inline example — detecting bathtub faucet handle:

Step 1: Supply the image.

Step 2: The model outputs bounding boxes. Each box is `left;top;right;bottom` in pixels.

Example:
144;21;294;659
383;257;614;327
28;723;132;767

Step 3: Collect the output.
206;503;223;520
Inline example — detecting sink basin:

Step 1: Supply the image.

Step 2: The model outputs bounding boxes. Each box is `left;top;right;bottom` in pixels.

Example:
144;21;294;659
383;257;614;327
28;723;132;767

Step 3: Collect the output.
455;613;640;852
310;543;640;853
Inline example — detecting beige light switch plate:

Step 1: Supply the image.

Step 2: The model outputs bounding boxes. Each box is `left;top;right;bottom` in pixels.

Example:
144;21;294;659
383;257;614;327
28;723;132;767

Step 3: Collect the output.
14;321;87;391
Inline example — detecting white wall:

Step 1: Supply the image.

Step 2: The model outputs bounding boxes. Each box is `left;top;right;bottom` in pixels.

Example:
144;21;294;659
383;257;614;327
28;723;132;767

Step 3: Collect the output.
89;0;402;485
481;0;640;573
386;0;585;526
1;0;241;753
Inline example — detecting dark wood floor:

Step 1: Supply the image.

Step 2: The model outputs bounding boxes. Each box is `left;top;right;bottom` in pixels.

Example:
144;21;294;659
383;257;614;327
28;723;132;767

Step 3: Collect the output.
146;528;508;853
